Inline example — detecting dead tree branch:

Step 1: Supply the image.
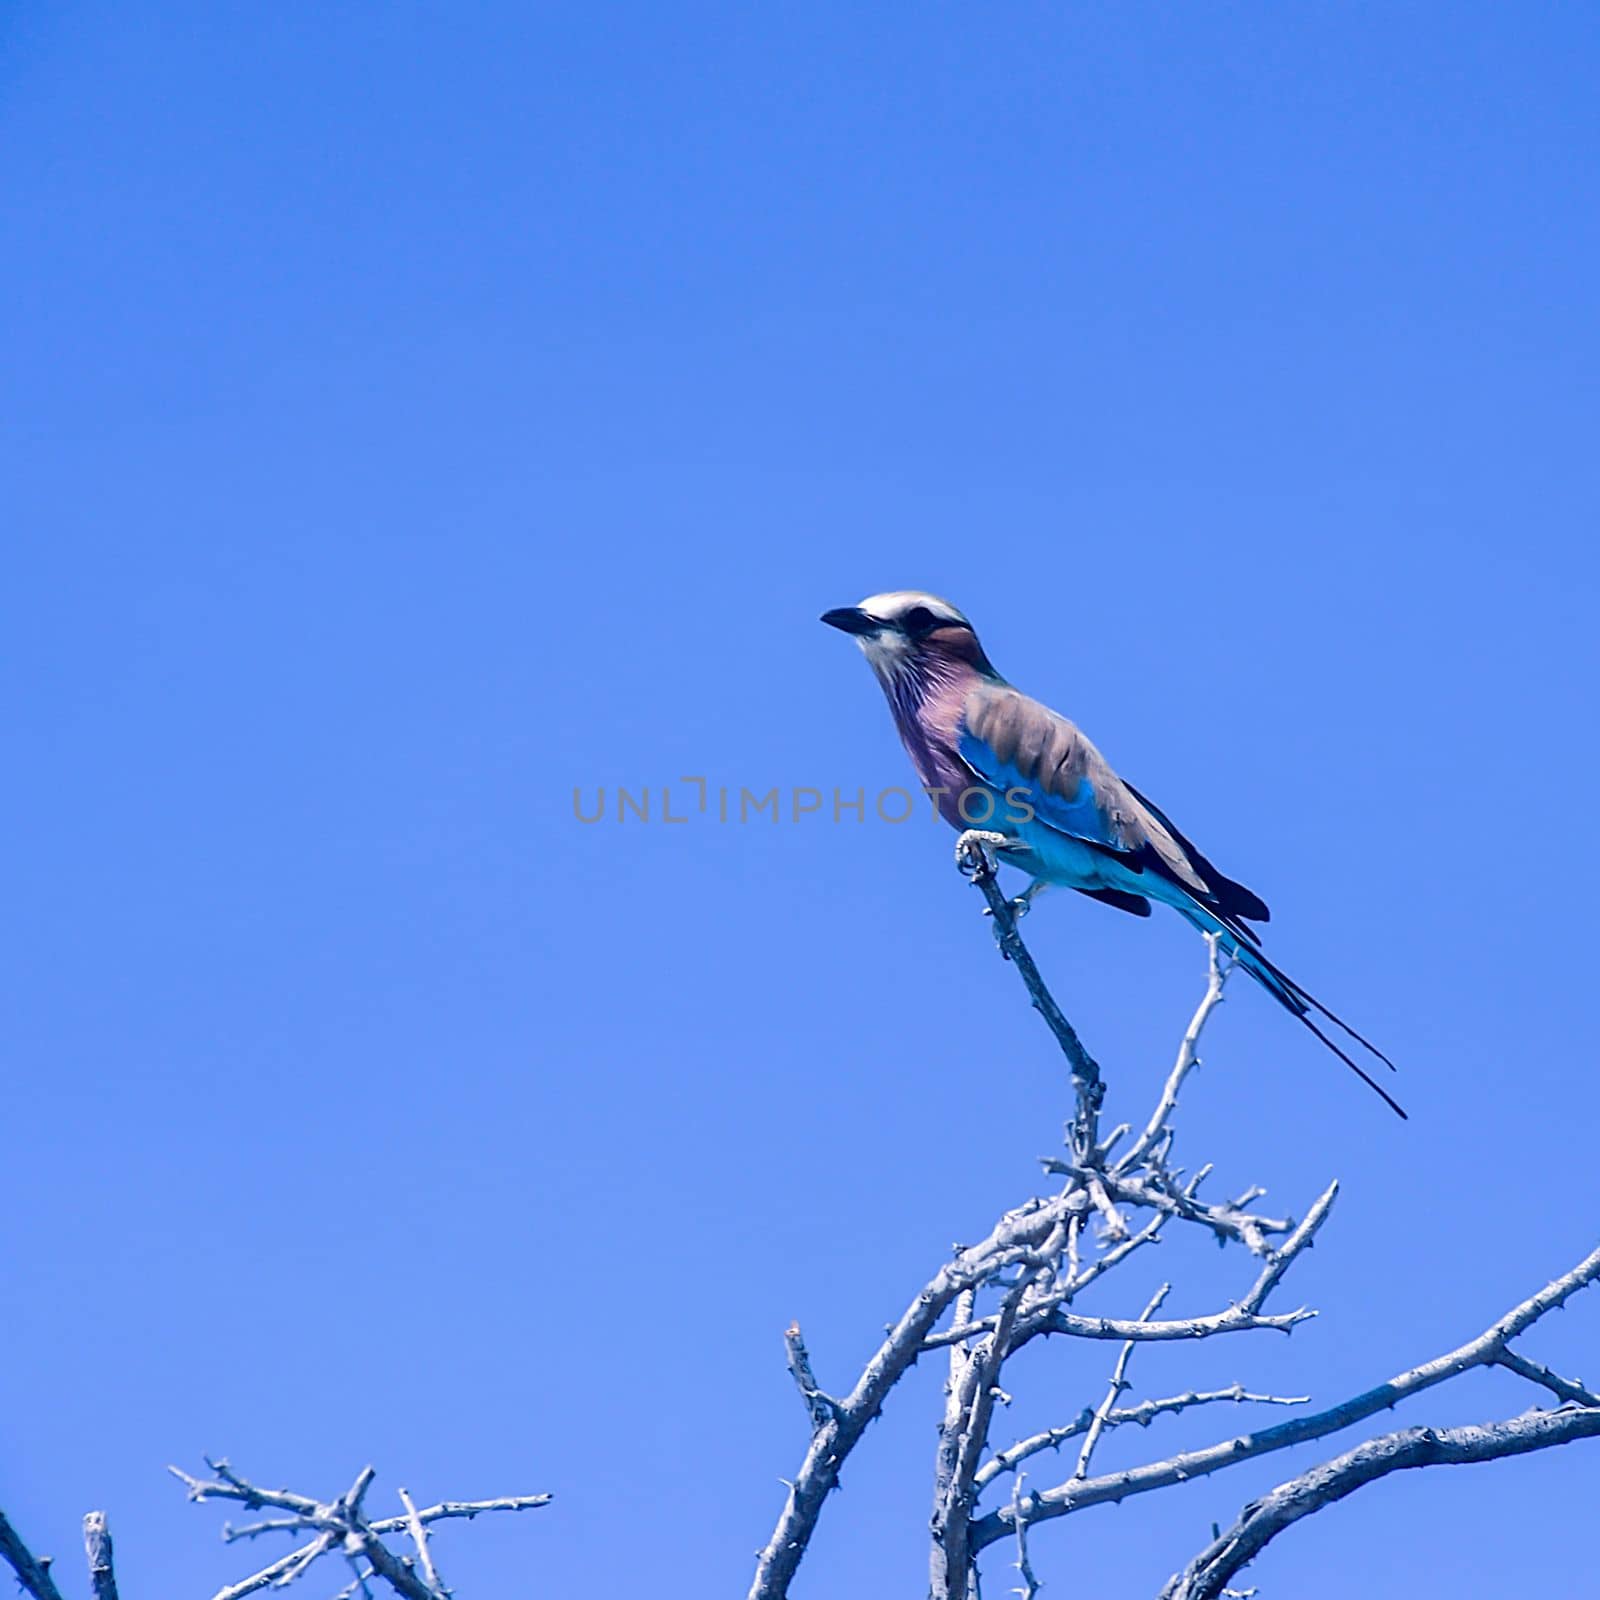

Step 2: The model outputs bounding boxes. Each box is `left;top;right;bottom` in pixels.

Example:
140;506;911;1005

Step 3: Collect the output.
169;1459;550;1600
1160;1405;1600;1600
970;1229;1600;1554
80;1516;117;1600
0;1463;548;1600
0;1509;70;1600
748;844;1600;1600
749;854;1338;1600
957;831;1104;1158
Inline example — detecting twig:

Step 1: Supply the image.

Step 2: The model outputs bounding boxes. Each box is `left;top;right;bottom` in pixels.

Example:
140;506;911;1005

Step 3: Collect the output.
1117;934;1234;1174
170;1461;321;1517
784;1322;838;1431
976;1386;1309;1490
1082;1171;1128;1243
1066;1212;1167;1298
279;1534;340;1588
223;1516;316;1543
1045;1164;1293;1256
332;1562;378;1600
929;1298;1312;1352
368;1497;551;1532
1237;1182;1338;1314
1073;1285;1170;1479
1008;1474;1039;1600
396;1490;442;1600
1039;1299;1315;1344
1490;1347;1600;1408
212;1536;329;1600
956;831;1104;1157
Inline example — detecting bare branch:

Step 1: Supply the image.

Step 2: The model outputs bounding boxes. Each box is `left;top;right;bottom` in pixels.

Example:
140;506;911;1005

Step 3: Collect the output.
1066;1211;1166;1297
0;1508;69;1600
1007;1475;1039;1600
929;1209;1172;1358
1161;1406;1600;1600
396;1490;442;1600
212;1535;330;1600
279;1534;340;1589
976;1386;1309;1490
754;866;1600;1597
331;1562;378;1600
930;1202;1321;1353
970;1239;1600;1553
956;831;1103;1158
783;1322;838;1432
753;896;1337;1599
1082;1170;1128;1241
1237;1182;1338;1314
1490;1347;1600;1409
749;1188;1089;1600
223;1516;316;1544
348;1532;434;1600
368;1497;551;1532
1117;933;1235;1174
1091;1168;1293;1257
931;1271;1033;1597
1036;1300;1315;1345
170;1460;320;1517
175;1461;549;1600
1073;1285;1171;1480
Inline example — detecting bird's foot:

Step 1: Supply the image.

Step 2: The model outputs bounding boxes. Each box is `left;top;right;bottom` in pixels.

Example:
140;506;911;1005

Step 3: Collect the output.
1010;878;1052;918
955;829;1011;878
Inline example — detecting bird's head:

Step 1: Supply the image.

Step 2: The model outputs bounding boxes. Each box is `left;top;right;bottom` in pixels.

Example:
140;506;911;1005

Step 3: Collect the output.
820;591;997;683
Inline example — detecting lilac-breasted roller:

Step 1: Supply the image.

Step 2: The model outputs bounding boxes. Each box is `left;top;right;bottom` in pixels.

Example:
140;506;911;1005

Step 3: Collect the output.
822;590;1404;1118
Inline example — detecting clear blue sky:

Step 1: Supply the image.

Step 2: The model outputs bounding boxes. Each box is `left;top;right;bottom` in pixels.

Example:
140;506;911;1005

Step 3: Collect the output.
4;5;1598;1596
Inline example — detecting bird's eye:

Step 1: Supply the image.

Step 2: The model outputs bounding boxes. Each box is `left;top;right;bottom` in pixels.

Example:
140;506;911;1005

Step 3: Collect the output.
902;606;938;635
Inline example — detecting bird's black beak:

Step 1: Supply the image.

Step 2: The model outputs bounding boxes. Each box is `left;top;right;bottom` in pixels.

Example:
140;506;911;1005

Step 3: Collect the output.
821;606;879;635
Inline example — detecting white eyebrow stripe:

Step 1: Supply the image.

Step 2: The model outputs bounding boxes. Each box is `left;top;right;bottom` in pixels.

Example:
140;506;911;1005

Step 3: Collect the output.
857;590;969;626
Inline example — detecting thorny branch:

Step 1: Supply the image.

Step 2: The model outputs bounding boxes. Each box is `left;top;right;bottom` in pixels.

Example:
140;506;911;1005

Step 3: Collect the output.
747;839;1600;1600
1;1462;549;1600
1159;1406;1600;1600
957;831;1105;1159
1073;1285;1172;1481
0;1509;68;1600
171;1459;551;1600
749;839;1321;1600
974;1384;1310;1491
971;1239;1600;1554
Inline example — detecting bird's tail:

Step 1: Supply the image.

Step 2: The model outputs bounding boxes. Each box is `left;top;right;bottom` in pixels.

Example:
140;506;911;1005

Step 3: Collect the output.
1178;903;1407;1120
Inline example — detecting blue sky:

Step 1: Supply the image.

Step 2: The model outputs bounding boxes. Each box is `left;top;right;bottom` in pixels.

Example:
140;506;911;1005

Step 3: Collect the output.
3;4;1598;1596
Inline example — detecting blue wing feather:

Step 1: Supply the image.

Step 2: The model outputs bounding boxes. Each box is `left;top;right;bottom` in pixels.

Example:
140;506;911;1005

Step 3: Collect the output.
956;725;1131;851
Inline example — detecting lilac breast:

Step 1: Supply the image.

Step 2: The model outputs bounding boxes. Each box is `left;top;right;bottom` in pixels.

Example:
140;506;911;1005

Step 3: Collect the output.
884;669;978;829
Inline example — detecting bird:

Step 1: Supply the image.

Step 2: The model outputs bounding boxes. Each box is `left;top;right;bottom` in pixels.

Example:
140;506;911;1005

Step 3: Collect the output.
822;589;1405;1118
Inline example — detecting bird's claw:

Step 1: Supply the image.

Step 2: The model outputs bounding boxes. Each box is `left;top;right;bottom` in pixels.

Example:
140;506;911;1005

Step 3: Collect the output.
980;896;1032;920
955;829;1010;878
